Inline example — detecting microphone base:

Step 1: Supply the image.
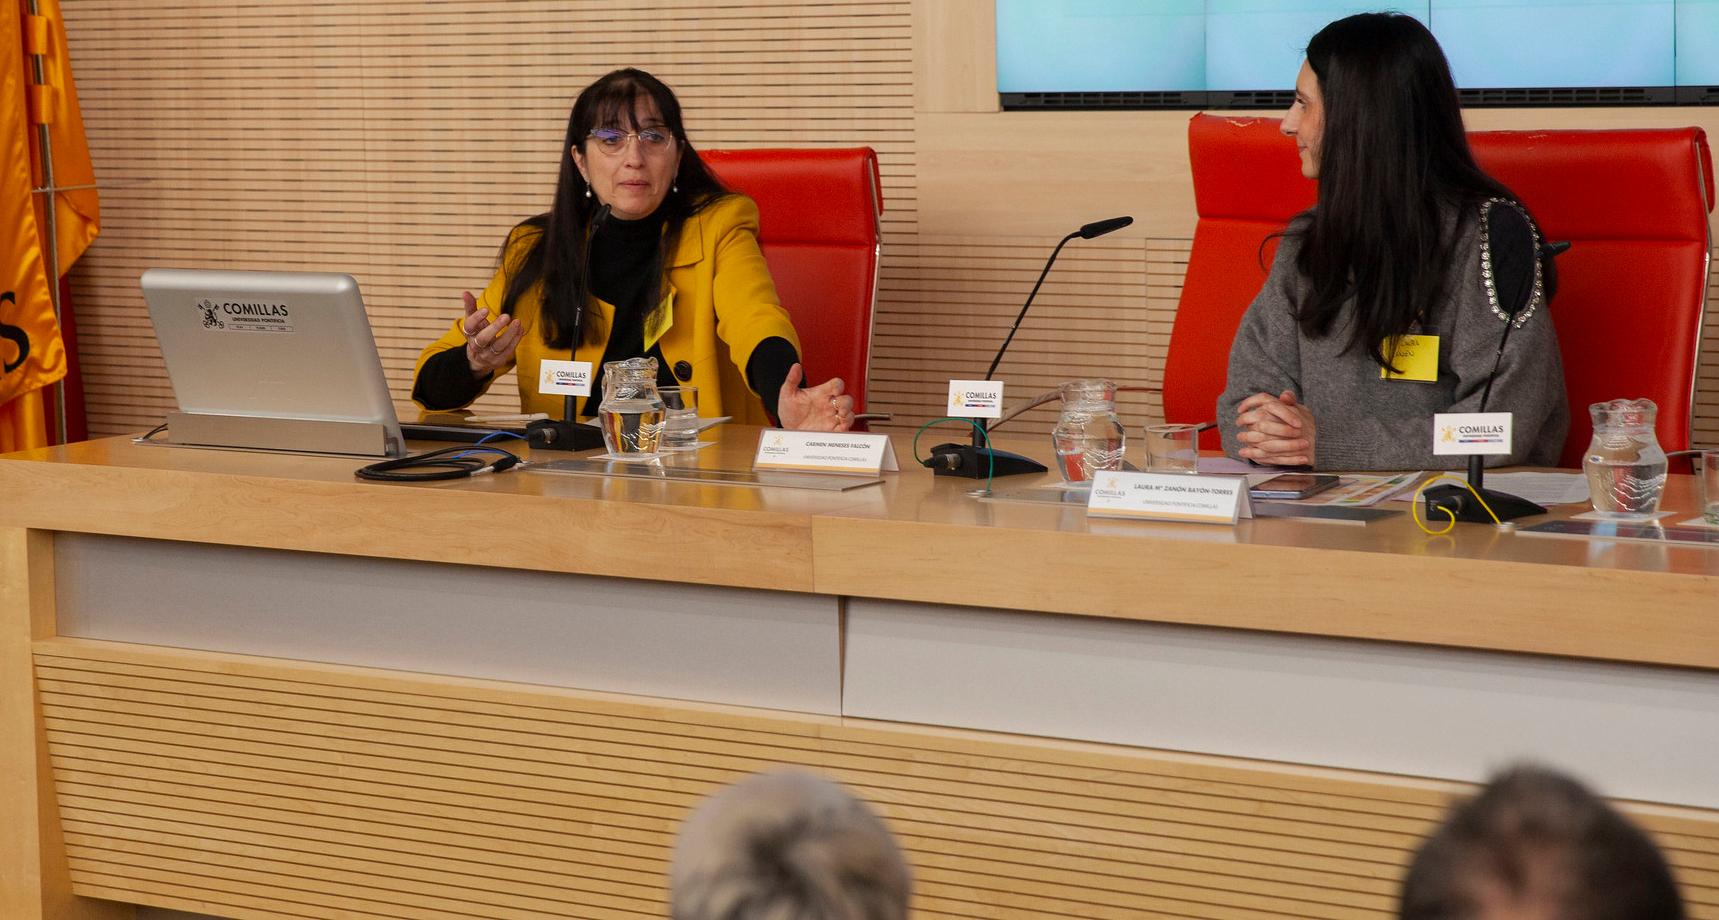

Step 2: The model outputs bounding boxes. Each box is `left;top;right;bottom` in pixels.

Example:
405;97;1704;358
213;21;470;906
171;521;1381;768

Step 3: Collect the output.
924;443;1048;478
1423;484;1546;524
525;420;606;452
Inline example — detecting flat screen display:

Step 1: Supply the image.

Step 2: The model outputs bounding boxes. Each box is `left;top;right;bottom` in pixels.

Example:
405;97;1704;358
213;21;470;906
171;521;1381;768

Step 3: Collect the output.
998;0;1719;108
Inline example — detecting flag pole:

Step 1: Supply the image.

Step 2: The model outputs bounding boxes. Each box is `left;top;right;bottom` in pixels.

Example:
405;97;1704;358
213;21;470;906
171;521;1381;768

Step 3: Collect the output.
25;0;68;446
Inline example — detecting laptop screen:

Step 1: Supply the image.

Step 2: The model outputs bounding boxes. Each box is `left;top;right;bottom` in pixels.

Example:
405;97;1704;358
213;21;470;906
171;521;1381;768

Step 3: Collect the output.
141;268;404;456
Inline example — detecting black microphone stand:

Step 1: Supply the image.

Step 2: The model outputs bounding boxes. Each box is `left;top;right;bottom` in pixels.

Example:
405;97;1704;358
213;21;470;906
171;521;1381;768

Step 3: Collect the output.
1423;453;1546;524
533;204;611;453
563;205;611;428
926;217;1133;479
1422;292;1546;524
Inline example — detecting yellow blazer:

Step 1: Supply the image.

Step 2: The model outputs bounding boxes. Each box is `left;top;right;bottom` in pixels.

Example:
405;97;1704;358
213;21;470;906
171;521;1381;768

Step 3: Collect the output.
414;194;799;426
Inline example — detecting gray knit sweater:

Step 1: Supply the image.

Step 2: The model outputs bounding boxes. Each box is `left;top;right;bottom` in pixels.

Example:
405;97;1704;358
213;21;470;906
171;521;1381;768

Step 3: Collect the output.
1217;204;1568;471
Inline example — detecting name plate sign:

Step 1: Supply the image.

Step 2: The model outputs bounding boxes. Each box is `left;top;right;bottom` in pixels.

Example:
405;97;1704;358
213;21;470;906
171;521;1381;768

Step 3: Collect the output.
1433;411;1512;456
1086;471;1253;525
754;430;900;474
538;359;593;397
946;379;1004;419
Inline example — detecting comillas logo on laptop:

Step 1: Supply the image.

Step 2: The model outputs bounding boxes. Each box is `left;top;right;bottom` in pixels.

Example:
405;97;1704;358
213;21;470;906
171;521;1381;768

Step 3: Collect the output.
197;299;225;329
197;298;294;334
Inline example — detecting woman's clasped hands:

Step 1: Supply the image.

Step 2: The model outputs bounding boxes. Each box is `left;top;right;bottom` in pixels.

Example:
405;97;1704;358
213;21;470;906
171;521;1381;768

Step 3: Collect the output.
1234;389;1316;467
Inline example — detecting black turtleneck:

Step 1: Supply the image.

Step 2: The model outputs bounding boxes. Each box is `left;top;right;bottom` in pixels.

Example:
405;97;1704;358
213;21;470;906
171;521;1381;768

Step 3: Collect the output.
585;210;675;416
413;211;802;419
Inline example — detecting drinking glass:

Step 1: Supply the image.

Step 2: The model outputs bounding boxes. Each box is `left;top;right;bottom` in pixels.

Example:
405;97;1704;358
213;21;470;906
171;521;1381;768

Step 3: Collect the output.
1700;450;1719;526
1144;424;1200;473
660;386;700;449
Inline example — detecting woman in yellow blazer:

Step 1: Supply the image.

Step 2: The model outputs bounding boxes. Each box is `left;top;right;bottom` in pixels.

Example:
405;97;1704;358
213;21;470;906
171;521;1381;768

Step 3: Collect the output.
412;68;853;431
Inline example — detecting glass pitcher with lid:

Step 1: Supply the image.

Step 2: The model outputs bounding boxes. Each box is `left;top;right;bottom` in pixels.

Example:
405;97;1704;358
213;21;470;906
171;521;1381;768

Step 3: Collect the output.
598;356;665;455
1582;397;1666;517
1050;379;1126;484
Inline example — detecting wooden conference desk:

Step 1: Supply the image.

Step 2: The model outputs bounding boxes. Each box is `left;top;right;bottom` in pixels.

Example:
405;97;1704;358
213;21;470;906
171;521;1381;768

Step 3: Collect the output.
2;427;1716;920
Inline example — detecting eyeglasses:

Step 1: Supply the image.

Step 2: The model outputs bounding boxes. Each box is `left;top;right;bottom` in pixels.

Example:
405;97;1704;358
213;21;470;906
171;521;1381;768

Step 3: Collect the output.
587;127;677;155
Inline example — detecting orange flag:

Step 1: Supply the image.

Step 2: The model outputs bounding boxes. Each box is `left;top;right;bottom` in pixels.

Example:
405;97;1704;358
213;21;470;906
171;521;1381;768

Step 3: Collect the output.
1;0;99;448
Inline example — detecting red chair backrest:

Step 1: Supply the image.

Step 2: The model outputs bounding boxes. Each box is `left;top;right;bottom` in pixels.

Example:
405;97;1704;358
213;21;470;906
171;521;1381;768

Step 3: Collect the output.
1473;128;1713;465
1164;116;1314;450
1167;113;1715;466
703;148;883;421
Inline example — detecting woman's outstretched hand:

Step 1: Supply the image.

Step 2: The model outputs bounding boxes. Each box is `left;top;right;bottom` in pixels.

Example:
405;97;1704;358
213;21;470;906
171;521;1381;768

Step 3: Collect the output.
776;363;855;431
461;291;526;377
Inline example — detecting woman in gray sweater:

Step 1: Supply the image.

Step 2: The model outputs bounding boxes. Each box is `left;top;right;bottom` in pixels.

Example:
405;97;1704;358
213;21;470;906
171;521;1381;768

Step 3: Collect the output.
1218;13;1568;471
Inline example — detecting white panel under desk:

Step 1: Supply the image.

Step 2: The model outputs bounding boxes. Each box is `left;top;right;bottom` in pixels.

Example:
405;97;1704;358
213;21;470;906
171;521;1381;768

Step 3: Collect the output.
55;533;840;715
843;599;1719;809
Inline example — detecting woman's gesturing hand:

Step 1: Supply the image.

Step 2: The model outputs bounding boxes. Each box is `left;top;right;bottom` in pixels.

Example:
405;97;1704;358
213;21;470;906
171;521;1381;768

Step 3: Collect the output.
461;291;526;377
1234;389;1316;466
776;363;855;432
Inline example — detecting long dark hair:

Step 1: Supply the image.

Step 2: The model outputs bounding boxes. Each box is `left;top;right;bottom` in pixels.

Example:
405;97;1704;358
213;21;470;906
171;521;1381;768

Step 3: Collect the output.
1290;13;1522;372
500;68;729;349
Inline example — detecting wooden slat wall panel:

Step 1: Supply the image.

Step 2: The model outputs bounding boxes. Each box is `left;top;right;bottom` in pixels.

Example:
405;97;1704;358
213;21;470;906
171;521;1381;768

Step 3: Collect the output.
33;641;1719;920
1698;268;1719;447
60;1;915;436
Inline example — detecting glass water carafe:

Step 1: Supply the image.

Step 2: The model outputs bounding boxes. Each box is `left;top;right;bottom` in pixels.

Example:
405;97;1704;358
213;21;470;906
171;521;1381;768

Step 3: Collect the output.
1583;398;1667;517
599;357;665;455
1051;379;1126;483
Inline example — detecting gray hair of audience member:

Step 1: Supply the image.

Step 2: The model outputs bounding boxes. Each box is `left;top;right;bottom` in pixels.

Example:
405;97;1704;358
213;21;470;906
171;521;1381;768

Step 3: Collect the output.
668;770;911;920
1400;764;1685;920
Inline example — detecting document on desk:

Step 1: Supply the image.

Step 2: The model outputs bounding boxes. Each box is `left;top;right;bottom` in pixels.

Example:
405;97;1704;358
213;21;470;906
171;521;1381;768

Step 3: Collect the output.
1310;471;1424;506
1455;471;1591;505
1205;464;1424;507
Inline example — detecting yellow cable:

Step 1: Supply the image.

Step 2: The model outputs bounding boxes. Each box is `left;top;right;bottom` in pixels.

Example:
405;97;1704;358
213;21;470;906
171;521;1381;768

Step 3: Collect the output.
1410;474;1502;535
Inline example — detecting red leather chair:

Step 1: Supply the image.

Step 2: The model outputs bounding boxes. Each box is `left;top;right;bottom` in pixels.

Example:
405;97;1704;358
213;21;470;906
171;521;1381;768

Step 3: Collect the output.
702;147;883;426
1162;116;1312;450
1166;113;1715;467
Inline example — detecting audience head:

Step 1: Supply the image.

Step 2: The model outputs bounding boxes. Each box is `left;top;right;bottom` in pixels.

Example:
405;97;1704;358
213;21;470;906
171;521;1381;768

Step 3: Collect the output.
1400;764;1685;920
669;770;911;920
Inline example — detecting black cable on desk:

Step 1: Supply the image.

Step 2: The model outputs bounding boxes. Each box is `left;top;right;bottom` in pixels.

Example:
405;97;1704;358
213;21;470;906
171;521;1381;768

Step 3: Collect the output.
355;445;522;482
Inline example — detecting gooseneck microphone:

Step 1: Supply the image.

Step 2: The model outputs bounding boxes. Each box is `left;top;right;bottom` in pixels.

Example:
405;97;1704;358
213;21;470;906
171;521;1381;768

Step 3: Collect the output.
1422;225;1554;524
984;216;1133;382
1076;215;1134;240
570;203;611;343
562;204;613;431
926;216;1134;479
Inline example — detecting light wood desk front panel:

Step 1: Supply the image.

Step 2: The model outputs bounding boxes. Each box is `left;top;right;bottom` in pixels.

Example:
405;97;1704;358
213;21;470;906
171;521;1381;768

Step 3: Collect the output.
36;639;1719;920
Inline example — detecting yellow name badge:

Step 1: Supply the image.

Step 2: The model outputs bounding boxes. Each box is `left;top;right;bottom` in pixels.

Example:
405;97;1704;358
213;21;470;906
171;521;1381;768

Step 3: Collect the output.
1381;334;1439;382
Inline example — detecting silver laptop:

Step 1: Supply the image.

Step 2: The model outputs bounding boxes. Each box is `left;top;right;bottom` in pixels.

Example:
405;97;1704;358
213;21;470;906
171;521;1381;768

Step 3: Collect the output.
142;268;405;457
